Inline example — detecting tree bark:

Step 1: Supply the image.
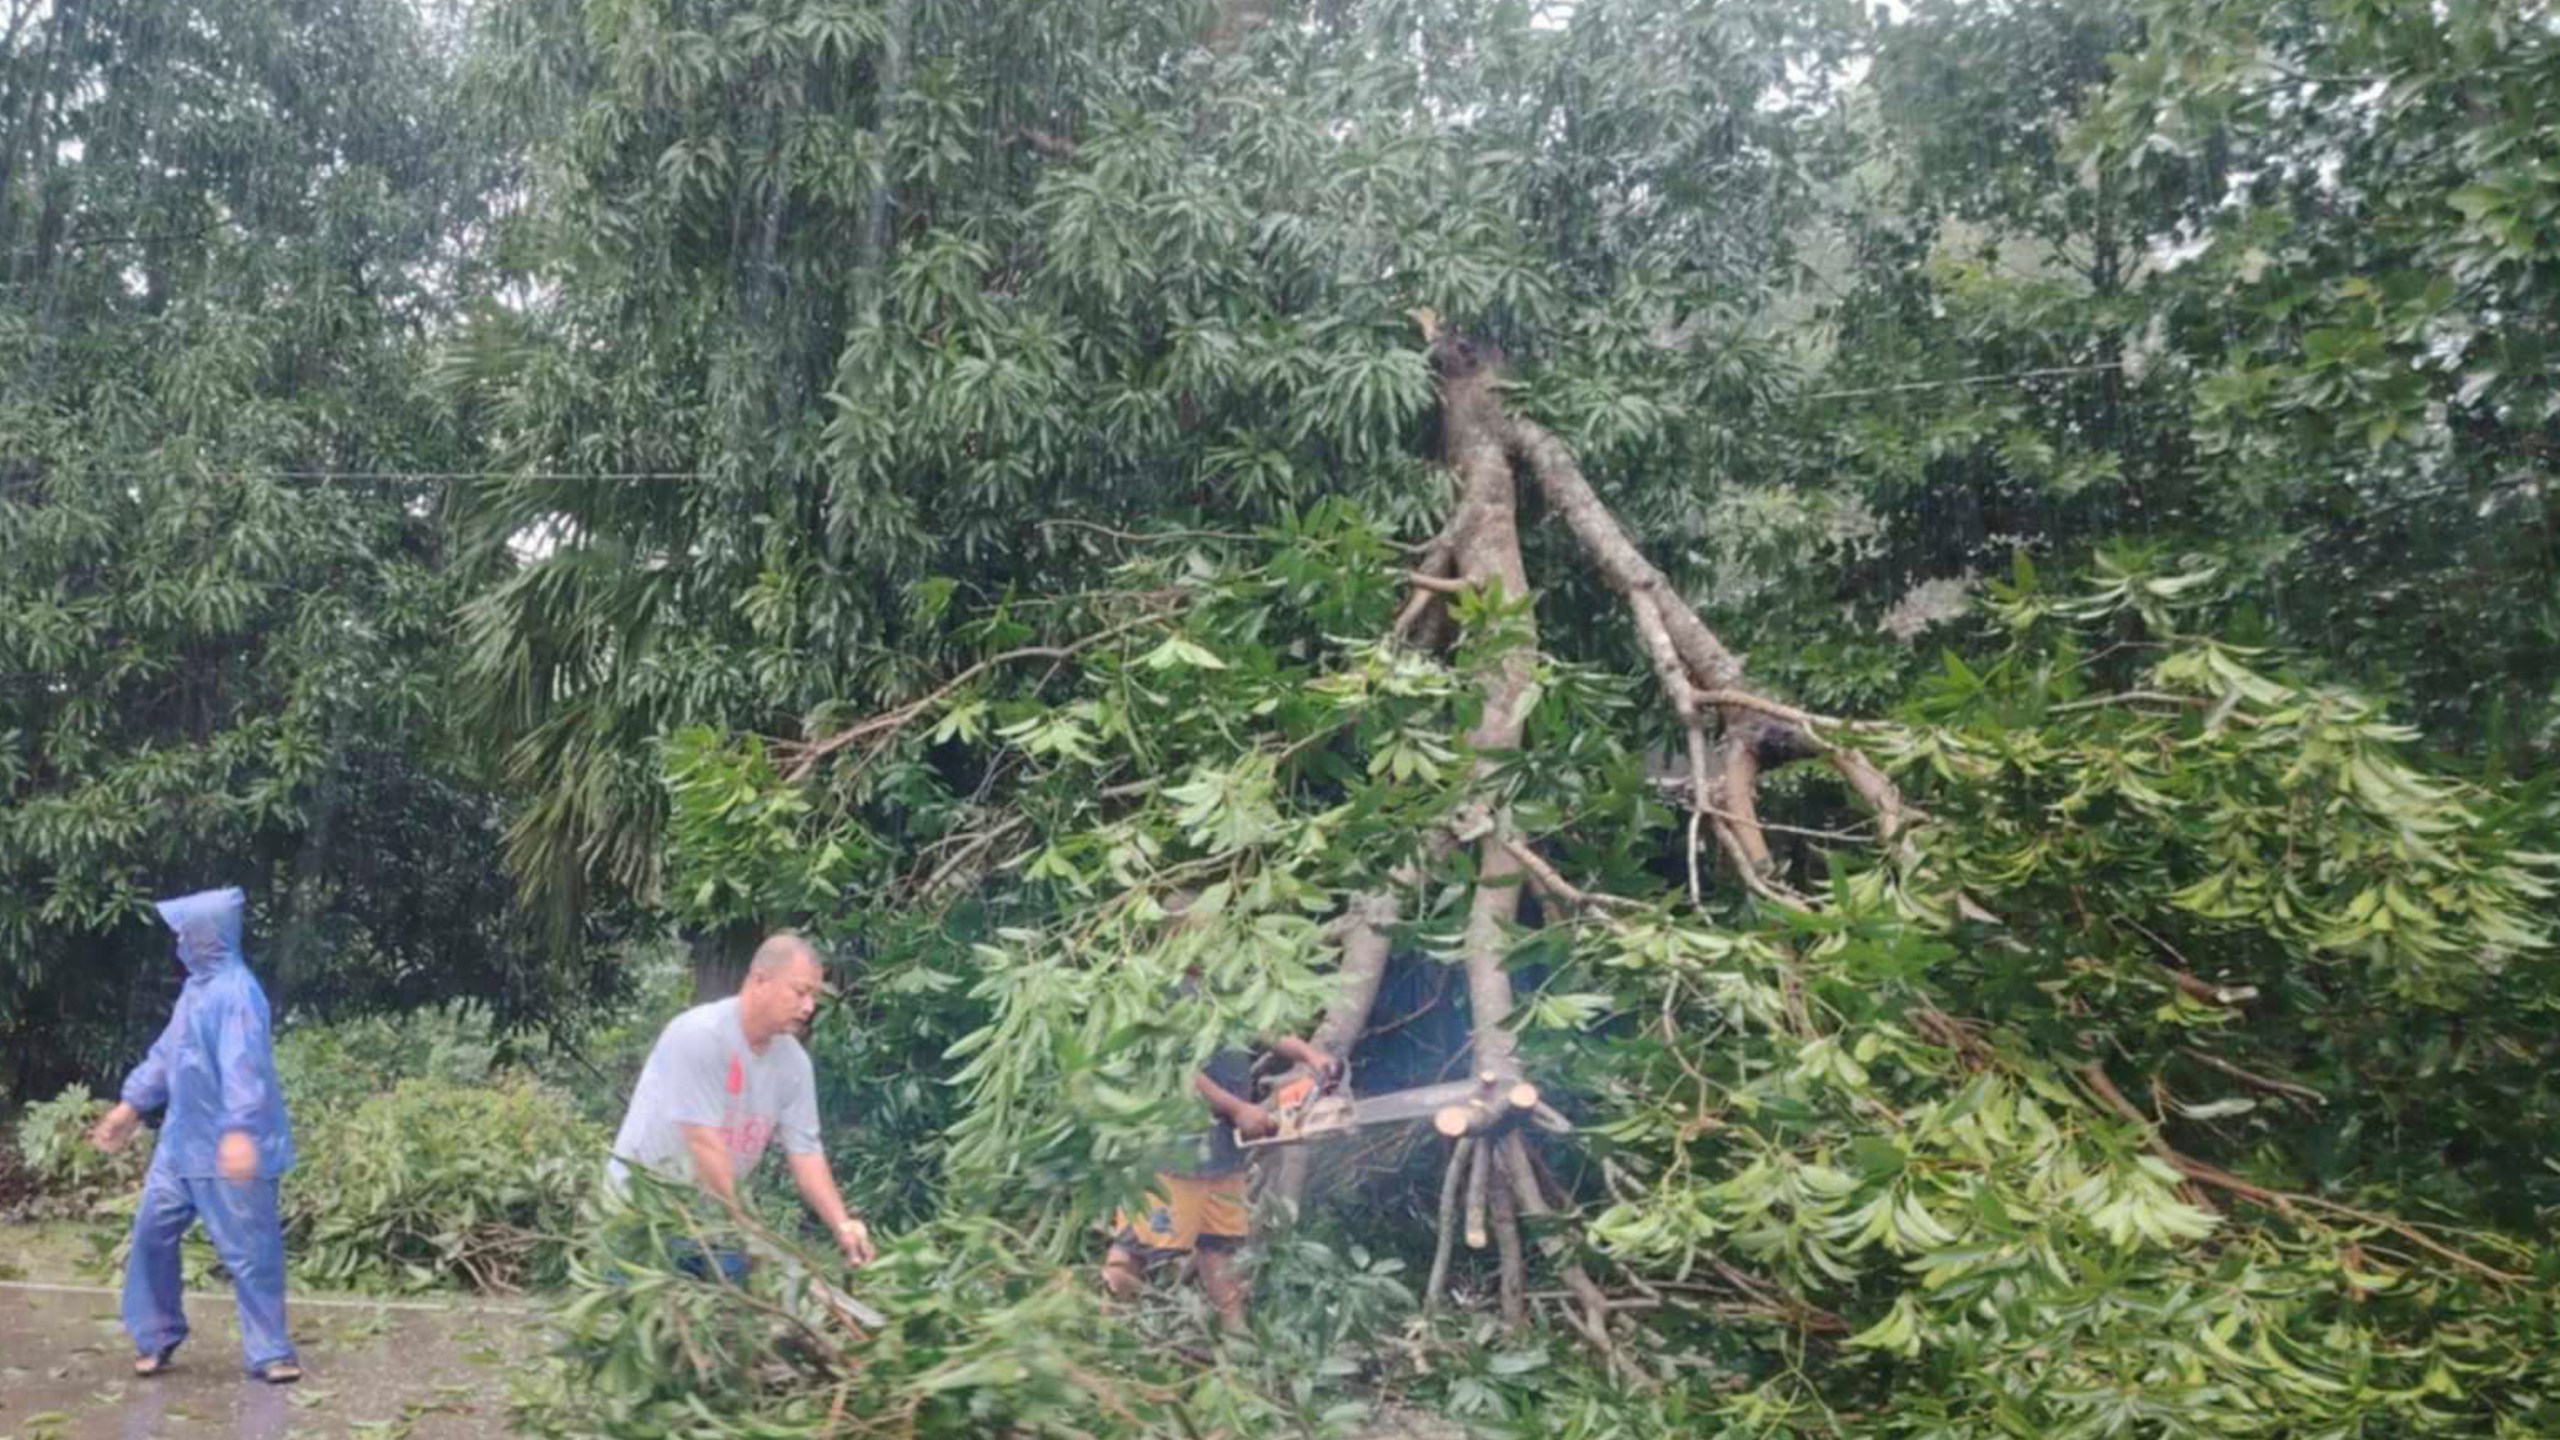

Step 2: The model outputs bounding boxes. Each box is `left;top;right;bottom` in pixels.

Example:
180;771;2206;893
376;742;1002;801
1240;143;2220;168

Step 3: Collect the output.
690;920;762;1002
1381;325;1911;1355
1491;1161;1526;1330
1425;1136;1471;1314
1464;1136;1491;1250
1204;0;1274;54
1499;1131;1613;1352
1504;414;1907;869
1438;336;1537;1085
1307;890;1398;1062
1270;891;1399;1212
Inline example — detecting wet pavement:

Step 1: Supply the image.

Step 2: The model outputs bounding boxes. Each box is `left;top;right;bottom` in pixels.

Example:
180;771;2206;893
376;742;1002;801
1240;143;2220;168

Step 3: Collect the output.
0;1270;544;1440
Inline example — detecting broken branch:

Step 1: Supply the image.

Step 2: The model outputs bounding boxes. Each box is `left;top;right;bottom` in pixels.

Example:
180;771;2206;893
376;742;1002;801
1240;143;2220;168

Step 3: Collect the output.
2179;1047;2327;1106
782;607;1177;781
1502;837;1640;913
2082;1063;2520;1282
1019;127;1078;159
1499;1132;1615;1352
1465;1140;1492;1250
1426;1137;1473;1315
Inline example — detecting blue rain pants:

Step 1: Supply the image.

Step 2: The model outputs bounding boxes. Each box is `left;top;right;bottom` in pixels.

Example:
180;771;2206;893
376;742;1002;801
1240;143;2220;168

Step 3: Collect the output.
122;1166;297;1372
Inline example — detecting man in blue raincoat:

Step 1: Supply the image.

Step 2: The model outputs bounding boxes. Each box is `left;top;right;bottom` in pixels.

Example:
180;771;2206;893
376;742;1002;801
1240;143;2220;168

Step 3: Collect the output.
87;887;301;1383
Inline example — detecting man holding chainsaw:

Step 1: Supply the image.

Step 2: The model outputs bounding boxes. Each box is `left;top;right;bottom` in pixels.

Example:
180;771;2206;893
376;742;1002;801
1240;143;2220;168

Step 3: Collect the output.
1101;1021;1338;1334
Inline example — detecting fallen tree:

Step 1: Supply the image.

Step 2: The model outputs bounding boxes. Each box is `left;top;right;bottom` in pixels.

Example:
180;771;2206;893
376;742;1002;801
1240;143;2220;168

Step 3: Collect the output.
1270;317;1926;1351
754;316;1930;1358
655;322;2560;1431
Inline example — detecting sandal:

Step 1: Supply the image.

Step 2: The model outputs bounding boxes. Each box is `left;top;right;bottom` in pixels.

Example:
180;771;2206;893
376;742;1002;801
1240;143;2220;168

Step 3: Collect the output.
134;1345;179;1378
249;1360;303;1385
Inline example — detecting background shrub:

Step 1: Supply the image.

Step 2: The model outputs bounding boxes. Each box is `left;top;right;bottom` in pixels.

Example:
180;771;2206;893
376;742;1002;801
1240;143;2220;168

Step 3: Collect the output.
7;1087;149;1220
273;1000;508;1117
285;1075;601;1293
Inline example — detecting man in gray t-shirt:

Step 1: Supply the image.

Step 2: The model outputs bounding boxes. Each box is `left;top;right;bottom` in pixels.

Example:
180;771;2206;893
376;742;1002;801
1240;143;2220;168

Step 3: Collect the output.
608;932;874;1267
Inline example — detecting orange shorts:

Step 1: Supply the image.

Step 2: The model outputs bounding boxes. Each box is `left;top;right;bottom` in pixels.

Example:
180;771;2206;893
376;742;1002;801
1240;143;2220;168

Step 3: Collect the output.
1112;1171;1249;1256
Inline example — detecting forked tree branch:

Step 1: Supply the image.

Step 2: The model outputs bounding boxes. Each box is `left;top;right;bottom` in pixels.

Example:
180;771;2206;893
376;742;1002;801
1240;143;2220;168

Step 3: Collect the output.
1501;414;1910;875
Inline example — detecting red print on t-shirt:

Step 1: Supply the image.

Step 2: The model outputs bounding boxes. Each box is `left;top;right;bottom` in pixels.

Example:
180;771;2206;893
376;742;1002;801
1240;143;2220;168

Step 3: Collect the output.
720;1052;772;1166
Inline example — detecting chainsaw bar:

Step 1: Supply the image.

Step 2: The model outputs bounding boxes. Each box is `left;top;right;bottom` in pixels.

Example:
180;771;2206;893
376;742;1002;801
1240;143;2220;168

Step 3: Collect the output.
1238;1078;1488;1148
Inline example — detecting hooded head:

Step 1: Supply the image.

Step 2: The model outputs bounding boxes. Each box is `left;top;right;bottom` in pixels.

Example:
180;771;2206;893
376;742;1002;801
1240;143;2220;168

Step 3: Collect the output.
155;886;246;979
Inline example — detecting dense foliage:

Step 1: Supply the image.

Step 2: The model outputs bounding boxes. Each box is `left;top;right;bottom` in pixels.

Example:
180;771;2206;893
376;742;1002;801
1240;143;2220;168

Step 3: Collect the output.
0;0;592;1096
518;1190;1312;1440
6;0;2559;1436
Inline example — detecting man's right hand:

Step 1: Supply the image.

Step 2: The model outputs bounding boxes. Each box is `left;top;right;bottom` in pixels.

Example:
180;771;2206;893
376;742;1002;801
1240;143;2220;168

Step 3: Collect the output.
88;1102;139;1154
1232;1103;1279;1141
216;1129;258;1183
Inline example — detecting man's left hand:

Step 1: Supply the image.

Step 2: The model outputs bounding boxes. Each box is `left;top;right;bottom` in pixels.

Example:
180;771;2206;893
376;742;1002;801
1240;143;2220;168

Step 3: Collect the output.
835;1216;876;1267
216;1130;257;1183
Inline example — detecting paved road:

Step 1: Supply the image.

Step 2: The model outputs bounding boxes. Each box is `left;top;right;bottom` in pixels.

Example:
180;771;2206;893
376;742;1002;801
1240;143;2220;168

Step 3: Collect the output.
0;1276;543;1440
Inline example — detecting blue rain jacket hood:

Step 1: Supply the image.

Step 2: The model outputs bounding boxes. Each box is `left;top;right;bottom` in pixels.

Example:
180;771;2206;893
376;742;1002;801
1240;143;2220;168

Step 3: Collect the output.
118;887;294;1179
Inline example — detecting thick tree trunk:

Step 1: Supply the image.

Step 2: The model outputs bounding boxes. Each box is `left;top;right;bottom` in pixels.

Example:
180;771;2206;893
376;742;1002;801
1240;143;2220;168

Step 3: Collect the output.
1438;335;1536;1086
1269;892;1398;1212
690;920;763;1002
1270;345;1536;1203
1205;0;1274;54
1385;330;1625;1352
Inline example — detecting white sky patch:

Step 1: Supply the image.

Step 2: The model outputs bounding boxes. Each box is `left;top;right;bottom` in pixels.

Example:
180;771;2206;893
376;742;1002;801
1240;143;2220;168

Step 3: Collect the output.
508;513;581;564
2148;227;2214;272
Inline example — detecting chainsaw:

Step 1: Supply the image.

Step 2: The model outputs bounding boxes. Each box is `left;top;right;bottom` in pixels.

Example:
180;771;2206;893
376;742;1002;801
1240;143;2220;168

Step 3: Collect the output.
1239;1070;1516;1148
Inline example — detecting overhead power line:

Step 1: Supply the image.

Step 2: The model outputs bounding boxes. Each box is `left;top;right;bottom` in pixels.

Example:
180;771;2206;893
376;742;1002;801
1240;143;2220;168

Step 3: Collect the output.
12;364;2136;487
1801;362;2128;402
21;468;719;483
267;470;715;481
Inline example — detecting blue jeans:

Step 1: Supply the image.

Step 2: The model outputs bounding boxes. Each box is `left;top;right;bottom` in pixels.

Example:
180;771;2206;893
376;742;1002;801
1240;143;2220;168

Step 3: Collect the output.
122;1168;297;1372
669;1236;751;1283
